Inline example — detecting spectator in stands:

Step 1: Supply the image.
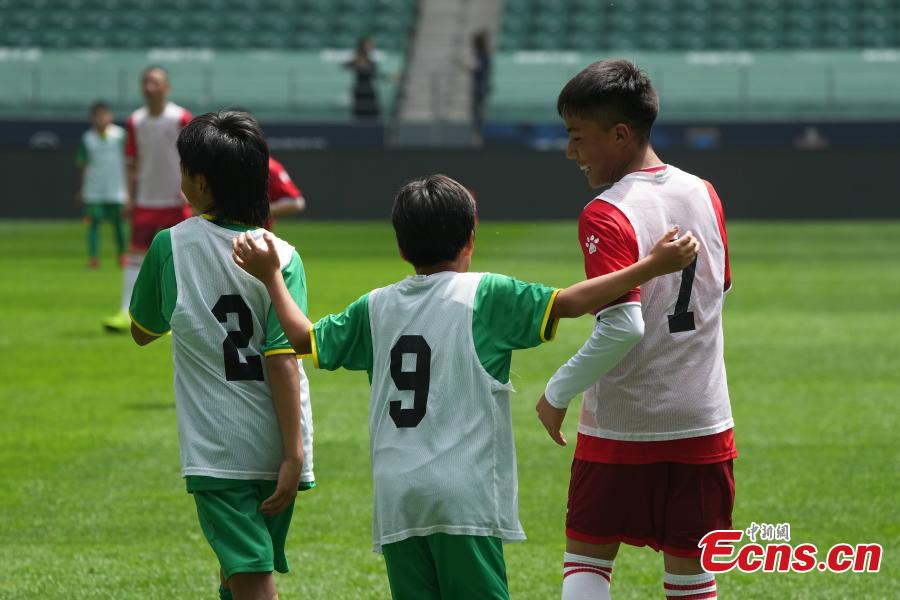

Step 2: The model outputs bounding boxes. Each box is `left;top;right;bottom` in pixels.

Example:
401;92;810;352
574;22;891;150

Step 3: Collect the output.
469;30;492;144
345;37;380;121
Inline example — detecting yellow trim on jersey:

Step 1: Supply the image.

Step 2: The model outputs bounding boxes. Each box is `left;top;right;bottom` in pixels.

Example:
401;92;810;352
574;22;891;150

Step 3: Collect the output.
263;348;297;357
201;213;253;227
128;312;169;337
309;329;320;369
540;289;561;343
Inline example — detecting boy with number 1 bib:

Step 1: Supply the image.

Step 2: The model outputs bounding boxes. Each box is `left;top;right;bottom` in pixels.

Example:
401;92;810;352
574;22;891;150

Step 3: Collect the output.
536;60;736;600
232;174;698;599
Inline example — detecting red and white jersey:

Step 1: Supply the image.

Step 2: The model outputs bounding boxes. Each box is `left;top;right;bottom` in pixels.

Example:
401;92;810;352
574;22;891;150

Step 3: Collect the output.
576;164;735;463
264;156;304;230
268;157;302;204
125;102;192;208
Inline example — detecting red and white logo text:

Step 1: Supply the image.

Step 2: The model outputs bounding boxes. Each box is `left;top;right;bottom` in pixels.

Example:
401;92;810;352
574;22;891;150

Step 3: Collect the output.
699;523;882;574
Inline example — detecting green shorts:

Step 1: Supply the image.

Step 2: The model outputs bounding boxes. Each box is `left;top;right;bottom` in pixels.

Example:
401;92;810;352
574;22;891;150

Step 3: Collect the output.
382;533;509;600
189;479;295;580
84;202;124;221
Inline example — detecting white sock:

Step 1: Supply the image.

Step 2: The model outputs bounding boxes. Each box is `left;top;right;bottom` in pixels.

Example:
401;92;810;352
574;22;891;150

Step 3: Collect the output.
121;255;142;312
663;571;716;599
562;552;613;600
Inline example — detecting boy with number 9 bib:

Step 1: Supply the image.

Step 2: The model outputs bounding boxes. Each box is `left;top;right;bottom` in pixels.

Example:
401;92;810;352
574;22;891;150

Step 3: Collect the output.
129;111;312;600
232;174;698;599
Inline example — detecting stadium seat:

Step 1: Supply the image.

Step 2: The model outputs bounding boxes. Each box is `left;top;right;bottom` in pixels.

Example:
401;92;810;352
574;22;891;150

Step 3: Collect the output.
0;0;417;52
493;0;900;52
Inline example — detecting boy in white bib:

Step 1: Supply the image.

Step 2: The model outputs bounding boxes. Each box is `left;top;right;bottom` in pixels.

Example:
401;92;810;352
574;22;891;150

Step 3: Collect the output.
232;174;698;599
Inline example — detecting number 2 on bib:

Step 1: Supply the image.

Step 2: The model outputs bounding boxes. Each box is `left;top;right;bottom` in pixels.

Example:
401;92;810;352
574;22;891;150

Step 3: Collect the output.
389;335;432;428
211;294;265;381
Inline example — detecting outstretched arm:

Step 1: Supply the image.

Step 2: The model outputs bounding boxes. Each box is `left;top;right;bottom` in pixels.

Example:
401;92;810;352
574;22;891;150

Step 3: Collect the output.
269;196;306;217
535;226;699;446
550;226;698;320
232;232;313;355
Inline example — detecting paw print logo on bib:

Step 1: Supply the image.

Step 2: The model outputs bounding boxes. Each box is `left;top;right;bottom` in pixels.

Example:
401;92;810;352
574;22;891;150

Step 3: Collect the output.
585;234;599;255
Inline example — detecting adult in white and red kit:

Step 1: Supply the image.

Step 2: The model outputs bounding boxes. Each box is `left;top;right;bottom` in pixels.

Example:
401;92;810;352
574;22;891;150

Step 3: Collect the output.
536;59;734;600
104;65;192;332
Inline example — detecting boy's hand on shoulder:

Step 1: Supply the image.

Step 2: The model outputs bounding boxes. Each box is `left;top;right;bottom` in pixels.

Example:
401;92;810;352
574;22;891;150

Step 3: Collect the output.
232;231;281;284
536;393;568;446
647;225;700;276
260;456;302;516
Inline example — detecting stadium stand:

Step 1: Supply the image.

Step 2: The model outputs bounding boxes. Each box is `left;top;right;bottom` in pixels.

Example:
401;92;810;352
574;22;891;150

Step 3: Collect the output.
0;0;417;51
497;0;900;52
489;0;900;122
487;50;900;122
0;0;416;121
0;50;405;121
1;0;899;123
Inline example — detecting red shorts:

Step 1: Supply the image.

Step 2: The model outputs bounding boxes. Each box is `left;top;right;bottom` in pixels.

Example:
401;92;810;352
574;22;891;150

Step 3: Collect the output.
130;205;192;252
566;458;735;558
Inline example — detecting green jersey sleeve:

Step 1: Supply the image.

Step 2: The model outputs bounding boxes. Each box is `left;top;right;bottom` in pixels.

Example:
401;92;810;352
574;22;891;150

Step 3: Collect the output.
472;273;560;382
311;293;373;373
263;250;308;356
129;229;176;336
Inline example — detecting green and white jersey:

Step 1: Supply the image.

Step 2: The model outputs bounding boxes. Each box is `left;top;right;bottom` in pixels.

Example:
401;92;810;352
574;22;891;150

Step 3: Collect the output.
312;271;558;552
130;216;314;482
76;124;127;204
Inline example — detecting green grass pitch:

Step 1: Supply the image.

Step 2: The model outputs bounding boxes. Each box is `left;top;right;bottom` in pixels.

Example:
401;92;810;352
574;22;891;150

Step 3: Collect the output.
1;220;897;599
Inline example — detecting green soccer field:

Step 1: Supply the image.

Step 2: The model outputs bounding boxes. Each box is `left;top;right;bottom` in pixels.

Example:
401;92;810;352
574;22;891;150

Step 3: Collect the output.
1;220;898;599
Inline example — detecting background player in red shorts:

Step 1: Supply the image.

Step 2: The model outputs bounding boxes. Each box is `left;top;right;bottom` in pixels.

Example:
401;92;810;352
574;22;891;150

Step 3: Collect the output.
103;66;192;332
536;60;734;600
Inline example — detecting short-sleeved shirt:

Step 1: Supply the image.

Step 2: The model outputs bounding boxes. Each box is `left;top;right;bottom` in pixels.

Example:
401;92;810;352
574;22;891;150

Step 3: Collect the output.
130;216;307;481
76;124;128;204
125;102;192;208
312;273;557;381
129;221;307;344
579;166;731;314
309;271;558;551
265;157;304;230
268;157;302;204
576;165;735;464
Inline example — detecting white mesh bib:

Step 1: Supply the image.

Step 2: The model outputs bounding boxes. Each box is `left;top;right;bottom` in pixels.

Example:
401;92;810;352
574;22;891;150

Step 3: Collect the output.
366;271;524;552
581;166;733;441
170;217;298;479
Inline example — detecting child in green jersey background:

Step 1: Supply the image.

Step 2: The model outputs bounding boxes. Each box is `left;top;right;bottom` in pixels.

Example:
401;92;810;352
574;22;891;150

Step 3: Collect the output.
232;174;698;599
129;111;310;600
75;101;128;269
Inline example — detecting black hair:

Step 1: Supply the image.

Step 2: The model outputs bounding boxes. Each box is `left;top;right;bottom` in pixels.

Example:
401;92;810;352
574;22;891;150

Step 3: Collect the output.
177;111;270;227
355;36;375;60
473;30;490;55
557;59;659;140
391;174;476;268
89;100;110;115
141;64;169;80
